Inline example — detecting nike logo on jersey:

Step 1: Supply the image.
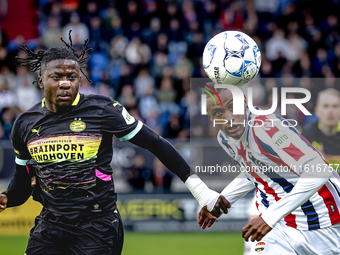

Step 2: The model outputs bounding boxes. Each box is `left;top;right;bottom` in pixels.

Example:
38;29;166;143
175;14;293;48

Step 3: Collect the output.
31;126;42;136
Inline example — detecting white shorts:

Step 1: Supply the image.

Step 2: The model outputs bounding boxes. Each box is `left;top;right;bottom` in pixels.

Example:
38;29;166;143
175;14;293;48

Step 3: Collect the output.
249;221;340;255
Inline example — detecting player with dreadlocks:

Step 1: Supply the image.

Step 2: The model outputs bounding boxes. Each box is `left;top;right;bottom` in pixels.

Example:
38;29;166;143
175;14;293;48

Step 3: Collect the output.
0;31;223;254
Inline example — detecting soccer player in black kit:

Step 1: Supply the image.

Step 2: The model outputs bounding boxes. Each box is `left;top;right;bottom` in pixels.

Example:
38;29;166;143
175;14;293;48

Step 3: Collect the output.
0;32;222;255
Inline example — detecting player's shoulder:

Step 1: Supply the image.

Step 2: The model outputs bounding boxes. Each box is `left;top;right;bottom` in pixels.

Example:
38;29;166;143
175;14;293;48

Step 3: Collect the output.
81;94;115;106
249;112;299;140
12;101;43;136
14;101;44;125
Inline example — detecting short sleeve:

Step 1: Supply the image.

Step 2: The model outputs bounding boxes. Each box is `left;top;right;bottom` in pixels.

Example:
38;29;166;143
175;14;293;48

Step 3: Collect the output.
11;118;31;166
101;100;143;141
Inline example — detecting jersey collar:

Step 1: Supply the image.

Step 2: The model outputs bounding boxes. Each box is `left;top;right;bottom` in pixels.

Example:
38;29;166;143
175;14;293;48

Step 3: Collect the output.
41;93;81;107
318;121;340;132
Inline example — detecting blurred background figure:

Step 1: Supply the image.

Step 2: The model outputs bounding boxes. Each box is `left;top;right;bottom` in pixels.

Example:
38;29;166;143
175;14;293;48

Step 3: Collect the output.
302;88;340;169
126;154;152;192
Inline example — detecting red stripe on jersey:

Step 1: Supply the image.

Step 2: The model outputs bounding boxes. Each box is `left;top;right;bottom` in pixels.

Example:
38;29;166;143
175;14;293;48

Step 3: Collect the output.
253;174;281;201
317;185;340;225
252;128;300;177
284;213;297;229
236;142;281;201
282;143;305;161
256;115;279;138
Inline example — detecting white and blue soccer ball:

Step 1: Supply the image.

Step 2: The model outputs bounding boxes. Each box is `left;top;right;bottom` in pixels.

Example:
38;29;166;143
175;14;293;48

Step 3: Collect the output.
202;31;261;87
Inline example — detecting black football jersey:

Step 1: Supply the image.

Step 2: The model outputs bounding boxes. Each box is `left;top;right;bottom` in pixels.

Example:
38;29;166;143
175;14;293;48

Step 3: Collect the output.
302;121;340;165
11;93;141;220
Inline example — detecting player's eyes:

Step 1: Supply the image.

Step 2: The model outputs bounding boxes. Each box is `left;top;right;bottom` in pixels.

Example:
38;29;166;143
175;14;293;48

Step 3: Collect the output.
229;105;233;111
213;110;223;117
52;76;59;80
70;76;76;80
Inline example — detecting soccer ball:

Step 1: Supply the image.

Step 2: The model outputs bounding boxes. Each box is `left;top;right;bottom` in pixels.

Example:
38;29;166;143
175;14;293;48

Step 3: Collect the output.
202;31;261;87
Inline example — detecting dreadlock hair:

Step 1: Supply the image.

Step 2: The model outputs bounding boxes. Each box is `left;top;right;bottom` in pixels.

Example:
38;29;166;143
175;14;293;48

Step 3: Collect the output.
16;30;93;83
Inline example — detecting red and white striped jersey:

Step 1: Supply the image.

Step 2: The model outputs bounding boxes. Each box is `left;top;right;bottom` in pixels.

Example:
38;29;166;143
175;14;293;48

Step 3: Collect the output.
218;111;340;230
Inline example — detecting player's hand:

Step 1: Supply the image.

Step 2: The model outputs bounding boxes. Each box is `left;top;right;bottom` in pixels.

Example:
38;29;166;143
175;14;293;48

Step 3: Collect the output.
210;195;231;216
198;206;219;229
242;216;272;242
198;195;230;229
0;194;8;213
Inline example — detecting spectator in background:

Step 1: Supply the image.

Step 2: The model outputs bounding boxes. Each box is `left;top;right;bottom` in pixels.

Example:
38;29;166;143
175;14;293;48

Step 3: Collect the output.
105;17;124;42
302;88;340;168
125;37;152;66
219;1;243;30
311;48;330;77
62;13;89;47
152;157;173;193
43;17;64;49
142;17;161;52
83;1;99;28
265;29;289;62
127;154;152;192
0;107;16;140
134;69;154;99
117;84;137;109
0;76;15;111
15;66;40;112
138;86;158;124
167;18;184;42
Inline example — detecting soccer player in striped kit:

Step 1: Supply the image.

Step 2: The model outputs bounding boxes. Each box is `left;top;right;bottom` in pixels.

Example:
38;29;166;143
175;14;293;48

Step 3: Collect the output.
198;88;340;254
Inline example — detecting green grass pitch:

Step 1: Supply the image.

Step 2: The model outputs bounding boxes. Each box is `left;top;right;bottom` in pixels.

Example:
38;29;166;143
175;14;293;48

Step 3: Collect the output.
0;232;244;255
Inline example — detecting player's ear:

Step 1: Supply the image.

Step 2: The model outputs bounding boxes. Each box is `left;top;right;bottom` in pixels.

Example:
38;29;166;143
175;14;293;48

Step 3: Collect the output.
38;76;44;89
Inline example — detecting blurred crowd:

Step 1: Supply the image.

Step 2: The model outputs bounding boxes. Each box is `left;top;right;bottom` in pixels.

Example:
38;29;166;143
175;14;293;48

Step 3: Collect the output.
1;0;340;191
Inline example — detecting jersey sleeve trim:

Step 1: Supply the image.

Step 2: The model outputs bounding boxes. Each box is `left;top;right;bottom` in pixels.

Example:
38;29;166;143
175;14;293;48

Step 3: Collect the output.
118;120;143;141
15;157;28;166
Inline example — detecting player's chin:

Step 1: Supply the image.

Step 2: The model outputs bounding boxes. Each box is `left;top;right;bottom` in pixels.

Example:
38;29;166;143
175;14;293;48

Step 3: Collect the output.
56;100;72;108
225;125;245;139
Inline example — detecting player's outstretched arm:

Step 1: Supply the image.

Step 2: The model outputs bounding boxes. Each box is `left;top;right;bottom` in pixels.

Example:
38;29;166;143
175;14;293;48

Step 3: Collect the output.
128;124;220;211
1;164;33;210
260;157;333;229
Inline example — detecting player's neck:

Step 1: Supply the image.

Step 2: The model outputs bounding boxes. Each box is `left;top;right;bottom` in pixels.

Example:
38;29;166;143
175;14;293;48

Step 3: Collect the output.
320;124;338;136
45;101;71;114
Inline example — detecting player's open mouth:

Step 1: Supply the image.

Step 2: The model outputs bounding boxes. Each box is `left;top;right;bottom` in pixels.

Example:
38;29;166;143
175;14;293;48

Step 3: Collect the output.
227;125;240;133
